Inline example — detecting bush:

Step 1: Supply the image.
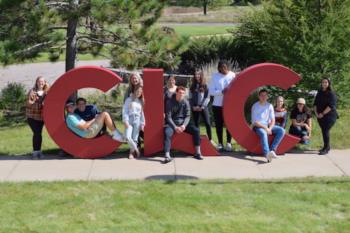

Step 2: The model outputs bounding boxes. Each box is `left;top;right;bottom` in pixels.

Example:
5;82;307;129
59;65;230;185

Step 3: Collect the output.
0;82;27;111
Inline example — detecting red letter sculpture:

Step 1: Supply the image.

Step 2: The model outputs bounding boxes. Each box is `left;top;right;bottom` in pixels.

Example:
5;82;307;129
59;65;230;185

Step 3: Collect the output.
223;63;301;155
143;69;218;156
43;66;122;159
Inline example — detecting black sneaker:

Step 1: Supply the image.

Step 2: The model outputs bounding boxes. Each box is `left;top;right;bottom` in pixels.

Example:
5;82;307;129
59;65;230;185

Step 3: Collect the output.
163;157;173;164
319;149;329;155
194;154;204;160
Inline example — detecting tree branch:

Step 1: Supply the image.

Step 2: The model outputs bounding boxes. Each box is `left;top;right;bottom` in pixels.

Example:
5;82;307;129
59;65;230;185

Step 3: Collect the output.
14;41;54;56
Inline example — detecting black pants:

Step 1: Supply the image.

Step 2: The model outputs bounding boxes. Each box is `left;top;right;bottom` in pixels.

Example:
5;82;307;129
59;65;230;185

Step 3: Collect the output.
27;118;44;151
192;107;212;140
212;106;231;144
289;126;308;140
318;116;336;150
164;124;201;153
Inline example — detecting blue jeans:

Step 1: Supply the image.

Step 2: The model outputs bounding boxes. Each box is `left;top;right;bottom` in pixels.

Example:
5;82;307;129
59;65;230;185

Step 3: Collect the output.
125;122;141;152
254;126;285;155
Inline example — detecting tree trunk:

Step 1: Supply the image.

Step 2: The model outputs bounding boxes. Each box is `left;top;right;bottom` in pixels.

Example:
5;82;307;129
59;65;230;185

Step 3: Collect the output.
66;0;79;101
66;0;79;72
203;0;207;15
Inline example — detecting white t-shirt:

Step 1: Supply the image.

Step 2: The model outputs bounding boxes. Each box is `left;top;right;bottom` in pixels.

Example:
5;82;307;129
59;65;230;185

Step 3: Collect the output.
251;101;275;127
209;71;236;107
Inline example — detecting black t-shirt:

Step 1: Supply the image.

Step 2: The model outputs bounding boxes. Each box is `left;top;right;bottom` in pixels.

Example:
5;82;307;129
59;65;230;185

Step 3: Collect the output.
290;108;311;123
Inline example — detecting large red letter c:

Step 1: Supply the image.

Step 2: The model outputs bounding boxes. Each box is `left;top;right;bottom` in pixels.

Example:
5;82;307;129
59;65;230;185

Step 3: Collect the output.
43;66;122;159
223;63;301;155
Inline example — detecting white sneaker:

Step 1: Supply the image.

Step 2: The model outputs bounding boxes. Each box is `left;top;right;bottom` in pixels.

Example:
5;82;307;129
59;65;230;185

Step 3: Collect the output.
216;144;223;151
112;129;125;142
265;151;273;163
225;143;233;152
270;150;278;159
210;140;217;147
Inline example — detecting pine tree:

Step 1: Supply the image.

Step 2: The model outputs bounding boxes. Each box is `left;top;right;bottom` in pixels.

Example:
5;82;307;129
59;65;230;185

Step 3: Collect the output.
232;0;350;106
0;0;188;71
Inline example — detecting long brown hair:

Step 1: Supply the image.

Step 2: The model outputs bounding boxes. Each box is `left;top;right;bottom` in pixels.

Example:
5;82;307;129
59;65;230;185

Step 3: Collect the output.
166;75;176;89
190;70;207;92
33;76;50;93
132;85;145;107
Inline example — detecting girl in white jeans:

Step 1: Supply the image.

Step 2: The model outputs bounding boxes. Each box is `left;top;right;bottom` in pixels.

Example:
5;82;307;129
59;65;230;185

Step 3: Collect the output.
122;86;145;159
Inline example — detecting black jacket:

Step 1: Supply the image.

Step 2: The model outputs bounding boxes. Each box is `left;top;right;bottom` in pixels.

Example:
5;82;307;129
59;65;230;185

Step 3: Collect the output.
165;95;191;129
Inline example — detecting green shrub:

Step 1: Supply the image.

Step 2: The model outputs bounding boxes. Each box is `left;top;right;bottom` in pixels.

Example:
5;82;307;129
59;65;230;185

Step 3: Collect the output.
0;82;27;111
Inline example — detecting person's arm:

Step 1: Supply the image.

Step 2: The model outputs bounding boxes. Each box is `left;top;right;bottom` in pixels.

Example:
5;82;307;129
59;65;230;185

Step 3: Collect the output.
139;110;145;131
320;92;337;117
122;99;130;127
208;76;223;97
282;111;288;128
165;100;177;130
182;100;191;129
305;118;312;137
268;104;275;130
251;104;268;130
77;119;95;130
26;90;37;105
140;106;145;127
200;88;210;109
188;90;195;109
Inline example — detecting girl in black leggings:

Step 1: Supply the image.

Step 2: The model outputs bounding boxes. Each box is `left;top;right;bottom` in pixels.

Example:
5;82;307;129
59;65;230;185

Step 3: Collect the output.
314;78;338;155
189;70;213;144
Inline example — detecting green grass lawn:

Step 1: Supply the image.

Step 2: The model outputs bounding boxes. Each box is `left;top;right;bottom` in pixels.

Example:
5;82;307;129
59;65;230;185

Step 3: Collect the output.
0;178;349;232
159;6;253;23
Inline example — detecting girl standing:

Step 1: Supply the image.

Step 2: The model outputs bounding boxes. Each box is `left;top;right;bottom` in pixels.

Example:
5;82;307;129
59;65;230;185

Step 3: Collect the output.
314;78;338;155
123;86;145;159
26;76;50;159
189;69;213;144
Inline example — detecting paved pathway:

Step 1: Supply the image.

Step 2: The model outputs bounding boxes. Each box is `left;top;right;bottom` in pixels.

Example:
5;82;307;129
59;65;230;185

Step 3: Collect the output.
0;60;110;91
0;150;348;182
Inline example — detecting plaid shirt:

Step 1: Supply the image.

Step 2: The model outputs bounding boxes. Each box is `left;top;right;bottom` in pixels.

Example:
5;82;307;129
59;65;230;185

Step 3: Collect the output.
26;89;45;121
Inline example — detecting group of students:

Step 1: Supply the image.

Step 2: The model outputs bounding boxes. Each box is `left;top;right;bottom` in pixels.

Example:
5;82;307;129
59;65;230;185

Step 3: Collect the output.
25;61;338;163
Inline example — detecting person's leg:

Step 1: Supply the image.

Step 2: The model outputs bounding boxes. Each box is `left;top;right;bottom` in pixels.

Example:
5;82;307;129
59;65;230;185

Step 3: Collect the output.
27;118;44;152
95;112;116;132
137;130;144;148
226;128;232;144
125;124;137;155
185;124;201;147
192;111;200;128
289;126;303;140
212;106;223;145
319;117;336;152
185;124;203;159
164;126;175;157
201;108;212;141
131;122;141;157
270;125;285;152
254;127;270;156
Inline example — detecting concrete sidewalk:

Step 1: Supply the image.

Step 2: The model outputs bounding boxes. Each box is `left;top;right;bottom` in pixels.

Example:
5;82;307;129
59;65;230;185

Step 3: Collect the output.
0;149;349;182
